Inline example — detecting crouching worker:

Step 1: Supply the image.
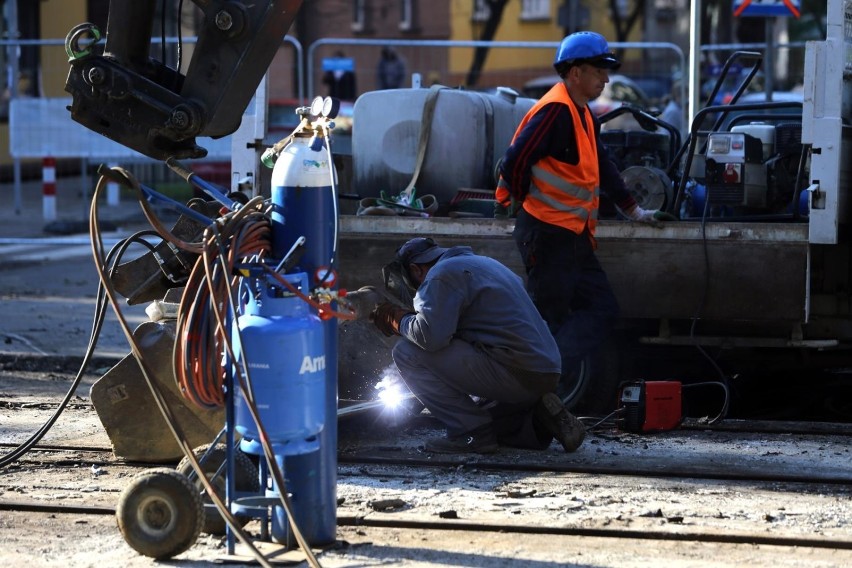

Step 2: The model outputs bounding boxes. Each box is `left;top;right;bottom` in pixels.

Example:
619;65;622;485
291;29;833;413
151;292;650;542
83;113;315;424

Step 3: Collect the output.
370;237;585;454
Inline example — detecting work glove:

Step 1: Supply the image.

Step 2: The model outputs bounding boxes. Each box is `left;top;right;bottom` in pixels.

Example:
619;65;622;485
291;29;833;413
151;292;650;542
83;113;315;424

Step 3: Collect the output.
494;197;522;219
370;302;411;337
339;286;385;321
625;205;678;228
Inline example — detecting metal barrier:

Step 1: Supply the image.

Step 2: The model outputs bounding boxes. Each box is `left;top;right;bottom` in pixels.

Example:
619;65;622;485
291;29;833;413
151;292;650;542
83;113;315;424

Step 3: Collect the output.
307;38;687;109
3;33;809;216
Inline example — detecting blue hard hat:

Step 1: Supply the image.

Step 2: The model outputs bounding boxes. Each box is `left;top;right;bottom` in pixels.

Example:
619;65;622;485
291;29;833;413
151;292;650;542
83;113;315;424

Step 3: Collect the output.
554;31;620;70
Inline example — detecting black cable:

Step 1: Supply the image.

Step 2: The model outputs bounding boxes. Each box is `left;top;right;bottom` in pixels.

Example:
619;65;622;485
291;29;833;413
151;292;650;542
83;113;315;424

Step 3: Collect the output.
686;183;731;424
682;380;731;425
792;143;811;221
160;0;167;64
0;232;160;469
176;0;185;72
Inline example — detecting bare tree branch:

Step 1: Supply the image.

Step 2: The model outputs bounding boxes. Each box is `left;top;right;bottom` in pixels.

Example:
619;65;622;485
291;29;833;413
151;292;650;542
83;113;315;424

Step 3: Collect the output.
465;0;509;88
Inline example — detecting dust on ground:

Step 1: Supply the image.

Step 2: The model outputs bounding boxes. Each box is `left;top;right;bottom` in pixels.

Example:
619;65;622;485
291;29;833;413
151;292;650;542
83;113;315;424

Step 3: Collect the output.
2;361;852;567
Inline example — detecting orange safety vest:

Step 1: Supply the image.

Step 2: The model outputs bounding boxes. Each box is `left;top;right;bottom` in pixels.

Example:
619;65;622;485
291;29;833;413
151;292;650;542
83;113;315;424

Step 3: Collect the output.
497;82;601;235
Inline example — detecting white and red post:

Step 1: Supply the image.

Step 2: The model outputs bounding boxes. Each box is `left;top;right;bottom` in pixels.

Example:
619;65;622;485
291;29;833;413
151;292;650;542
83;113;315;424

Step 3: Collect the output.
107;162;120;206
42;156;56;222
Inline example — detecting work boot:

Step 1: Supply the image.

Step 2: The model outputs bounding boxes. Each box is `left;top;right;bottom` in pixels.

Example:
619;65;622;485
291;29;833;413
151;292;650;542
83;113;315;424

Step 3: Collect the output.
534;392;585;452
424;425;499;454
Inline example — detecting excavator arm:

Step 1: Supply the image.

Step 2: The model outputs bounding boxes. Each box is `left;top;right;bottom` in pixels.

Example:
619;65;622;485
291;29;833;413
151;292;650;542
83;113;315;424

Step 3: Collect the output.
64;0;303;161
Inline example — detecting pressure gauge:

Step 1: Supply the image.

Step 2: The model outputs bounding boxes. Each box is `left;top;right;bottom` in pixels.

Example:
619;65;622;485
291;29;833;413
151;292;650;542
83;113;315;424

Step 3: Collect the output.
322;96;340;119
309;96;325;116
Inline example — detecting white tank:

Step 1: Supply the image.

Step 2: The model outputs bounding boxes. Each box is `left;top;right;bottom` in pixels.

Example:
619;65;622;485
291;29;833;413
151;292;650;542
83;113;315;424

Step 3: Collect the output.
732;122;775;160
352;87;534;205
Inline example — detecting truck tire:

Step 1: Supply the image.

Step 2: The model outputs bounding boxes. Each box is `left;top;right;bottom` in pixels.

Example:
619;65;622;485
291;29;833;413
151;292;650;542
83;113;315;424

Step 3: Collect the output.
116;468;203;559
563;336;632;416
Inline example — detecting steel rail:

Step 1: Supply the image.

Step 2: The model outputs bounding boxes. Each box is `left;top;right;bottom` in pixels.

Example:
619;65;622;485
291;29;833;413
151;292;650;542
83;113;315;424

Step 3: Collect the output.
2;500;851;552
337;455;852;486
4;440;852;486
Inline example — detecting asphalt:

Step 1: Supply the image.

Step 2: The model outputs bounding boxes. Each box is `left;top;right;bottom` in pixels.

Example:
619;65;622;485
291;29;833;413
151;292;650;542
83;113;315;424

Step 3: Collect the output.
0;173;163;362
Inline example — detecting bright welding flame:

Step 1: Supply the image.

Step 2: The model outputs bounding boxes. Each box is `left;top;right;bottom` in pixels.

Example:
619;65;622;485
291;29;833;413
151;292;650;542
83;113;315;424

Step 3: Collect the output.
376;376;404;409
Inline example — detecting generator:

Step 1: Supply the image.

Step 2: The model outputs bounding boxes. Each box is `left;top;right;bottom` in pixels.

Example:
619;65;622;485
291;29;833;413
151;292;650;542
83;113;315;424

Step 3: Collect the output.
704;130;766;207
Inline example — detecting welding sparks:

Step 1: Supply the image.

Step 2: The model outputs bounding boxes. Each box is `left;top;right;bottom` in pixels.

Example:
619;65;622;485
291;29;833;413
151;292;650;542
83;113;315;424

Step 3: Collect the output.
376;375;405;409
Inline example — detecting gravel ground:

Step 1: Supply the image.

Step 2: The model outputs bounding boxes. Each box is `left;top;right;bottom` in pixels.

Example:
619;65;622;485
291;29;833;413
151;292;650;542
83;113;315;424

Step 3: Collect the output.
2;363;852;567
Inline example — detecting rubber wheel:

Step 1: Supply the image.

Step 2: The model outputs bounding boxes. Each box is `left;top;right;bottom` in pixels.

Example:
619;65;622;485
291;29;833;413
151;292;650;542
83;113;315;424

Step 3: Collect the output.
176;443;260;535
116;468;203;560
557;354;592;410
561;335;634;416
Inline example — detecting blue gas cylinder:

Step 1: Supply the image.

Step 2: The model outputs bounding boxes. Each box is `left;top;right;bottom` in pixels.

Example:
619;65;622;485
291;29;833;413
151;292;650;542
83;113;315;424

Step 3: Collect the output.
233;272;325;455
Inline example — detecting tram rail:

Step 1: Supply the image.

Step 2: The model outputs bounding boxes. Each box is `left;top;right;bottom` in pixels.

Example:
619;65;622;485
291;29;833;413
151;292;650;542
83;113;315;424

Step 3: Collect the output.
5;436;852;486
3;404;852;565
2;483;852;553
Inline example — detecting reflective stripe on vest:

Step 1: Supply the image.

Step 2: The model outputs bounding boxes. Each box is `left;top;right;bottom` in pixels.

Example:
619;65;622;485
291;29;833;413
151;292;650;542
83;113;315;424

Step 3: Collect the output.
528;166;600;223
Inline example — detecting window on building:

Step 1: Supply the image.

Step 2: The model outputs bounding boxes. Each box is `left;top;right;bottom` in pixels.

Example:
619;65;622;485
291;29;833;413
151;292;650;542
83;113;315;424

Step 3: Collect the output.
520;0;551;21
399;0;416;31
399;0;416;32
352;0;368;32
472;0;490;22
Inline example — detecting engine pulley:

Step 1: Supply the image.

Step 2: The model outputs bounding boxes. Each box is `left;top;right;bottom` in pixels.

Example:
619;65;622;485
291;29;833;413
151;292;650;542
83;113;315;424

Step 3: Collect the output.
620;165;673;212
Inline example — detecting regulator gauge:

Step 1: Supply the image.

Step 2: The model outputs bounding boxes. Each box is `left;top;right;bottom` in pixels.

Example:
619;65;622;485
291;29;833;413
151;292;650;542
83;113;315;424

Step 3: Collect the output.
309;96;325;117
321;96;340;119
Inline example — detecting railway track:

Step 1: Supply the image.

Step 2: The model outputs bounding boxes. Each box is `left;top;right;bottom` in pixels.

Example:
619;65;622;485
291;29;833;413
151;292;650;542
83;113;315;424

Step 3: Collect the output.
2;497;852;553
4;437;852;486
2;451;852;567
3;392;852;566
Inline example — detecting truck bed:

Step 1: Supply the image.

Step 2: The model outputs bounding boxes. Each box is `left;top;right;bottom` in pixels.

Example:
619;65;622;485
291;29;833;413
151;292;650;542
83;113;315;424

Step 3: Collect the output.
337;216;810;324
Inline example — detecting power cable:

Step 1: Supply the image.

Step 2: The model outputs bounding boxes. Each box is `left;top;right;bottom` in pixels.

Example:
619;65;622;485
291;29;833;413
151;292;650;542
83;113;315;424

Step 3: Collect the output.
685;154;731;425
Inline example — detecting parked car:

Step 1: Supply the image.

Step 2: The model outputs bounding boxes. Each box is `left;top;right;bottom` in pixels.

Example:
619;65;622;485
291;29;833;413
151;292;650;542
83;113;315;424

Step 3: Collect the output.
264;97;354;141
716;91;804;130
190;98;354;187
627;73;676;108
522;73;651;117
700;66;766;107
522;73;652;131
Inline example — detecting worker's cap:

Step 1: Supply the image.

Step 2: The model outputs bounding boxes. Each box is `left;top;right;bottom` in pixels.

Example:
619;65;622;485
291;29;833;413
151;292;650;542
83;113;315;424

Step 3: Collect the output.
396;237;448;265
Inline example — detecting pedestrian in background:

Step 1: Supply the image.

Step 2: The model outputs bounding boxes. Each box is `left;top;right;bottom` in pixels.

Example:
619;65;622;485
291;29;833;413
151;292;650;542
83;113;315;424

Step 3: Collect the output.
496;31;676;394
376;47;406;90
322;50;357;101
660;80;685;139
370;237;586;455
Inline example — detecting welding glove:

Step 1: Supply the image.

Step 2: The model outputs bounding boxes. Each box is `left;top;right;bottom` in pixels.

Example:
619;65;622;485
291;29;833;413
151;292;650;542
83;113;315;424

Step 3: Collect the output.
625;205;678;228
370;302;411;337
342;286;384;321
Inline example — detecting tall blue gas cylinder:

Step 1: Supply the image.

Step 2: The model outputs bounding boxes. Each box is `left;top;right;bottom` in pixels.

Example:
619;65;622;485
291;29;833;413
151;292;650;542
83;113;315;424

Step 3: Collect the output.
232;273;325;456
270;134;338;547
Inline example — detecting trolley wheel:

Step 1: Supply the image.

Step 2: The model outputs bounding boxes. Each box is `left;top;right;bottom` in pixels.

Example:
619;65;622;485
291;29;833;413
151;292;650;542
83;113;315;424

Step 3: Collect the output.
116;468;203;560
177;443;260;535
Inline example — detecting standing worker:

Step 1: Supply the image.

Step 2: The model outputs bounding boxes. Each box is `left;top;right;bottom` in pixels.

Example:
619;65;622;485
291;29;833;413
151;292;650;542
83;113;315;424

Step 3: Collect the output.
495;31;675;393
370;237;586;455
